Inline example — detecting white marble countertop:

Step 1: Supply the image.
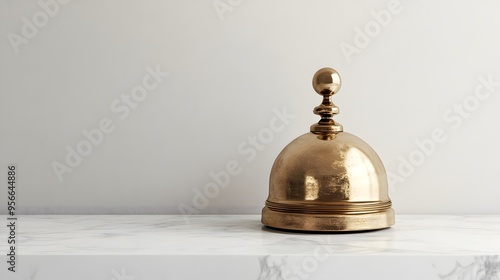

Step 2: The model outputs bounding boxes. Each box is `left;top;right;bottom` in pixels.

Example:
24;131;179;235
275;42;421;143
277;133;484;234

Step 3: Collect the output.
1;215;499;280
3;214;500;255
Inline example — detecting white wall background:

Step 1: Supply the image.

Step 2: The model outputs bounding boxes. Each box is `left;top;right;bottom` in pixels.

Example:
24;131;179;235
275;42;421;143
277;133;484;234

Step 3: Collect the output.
1;0;499;214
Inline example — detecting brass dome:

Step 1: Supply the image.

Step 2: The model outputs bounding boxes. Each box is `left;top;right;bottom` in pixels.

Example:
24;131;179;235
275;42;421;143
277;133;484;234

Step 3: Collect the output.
261;68;394;232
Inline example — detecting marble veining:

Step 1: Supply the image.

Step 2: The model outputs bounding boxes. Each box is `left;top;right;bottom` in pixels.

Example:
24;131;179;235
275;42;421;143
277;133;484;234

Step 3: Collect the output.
439;256;500;279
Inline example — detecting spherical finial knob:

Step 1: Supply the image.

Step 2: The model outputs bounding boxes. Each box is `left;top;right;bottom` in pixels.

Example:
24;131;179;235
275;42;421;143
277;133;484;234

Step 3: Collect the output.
312;67;341;95
310;67;343;134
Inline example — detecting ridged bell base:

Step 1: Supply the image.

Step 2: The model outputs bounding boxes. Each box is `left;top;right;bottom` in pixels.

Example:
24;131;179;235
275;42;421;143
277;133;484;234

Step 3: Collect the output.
262;206;395;232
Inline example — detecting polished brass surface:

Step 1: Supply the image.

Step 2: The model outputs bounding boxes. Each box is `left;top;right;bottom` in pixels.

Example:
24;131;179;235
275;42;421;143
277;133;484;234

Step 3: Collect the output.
261;67;395;232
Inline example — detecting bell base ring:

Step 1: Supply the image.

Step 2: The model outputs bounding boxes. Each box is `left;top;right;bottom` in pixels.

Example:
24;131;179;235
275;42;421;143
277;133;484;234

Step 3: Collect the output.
261;206;395;232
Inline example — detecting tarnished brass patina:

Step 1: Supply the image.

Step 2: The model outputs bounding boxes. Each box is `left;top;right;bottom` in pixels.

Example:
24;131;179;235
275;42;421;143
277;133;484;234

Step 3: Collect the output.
261;67;395;232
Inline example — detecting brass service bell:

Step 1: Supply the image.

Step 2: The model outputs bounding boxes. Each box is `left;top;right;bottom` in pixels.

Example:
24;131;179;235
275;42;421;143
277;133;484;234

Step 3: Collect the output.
261;67;395;232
